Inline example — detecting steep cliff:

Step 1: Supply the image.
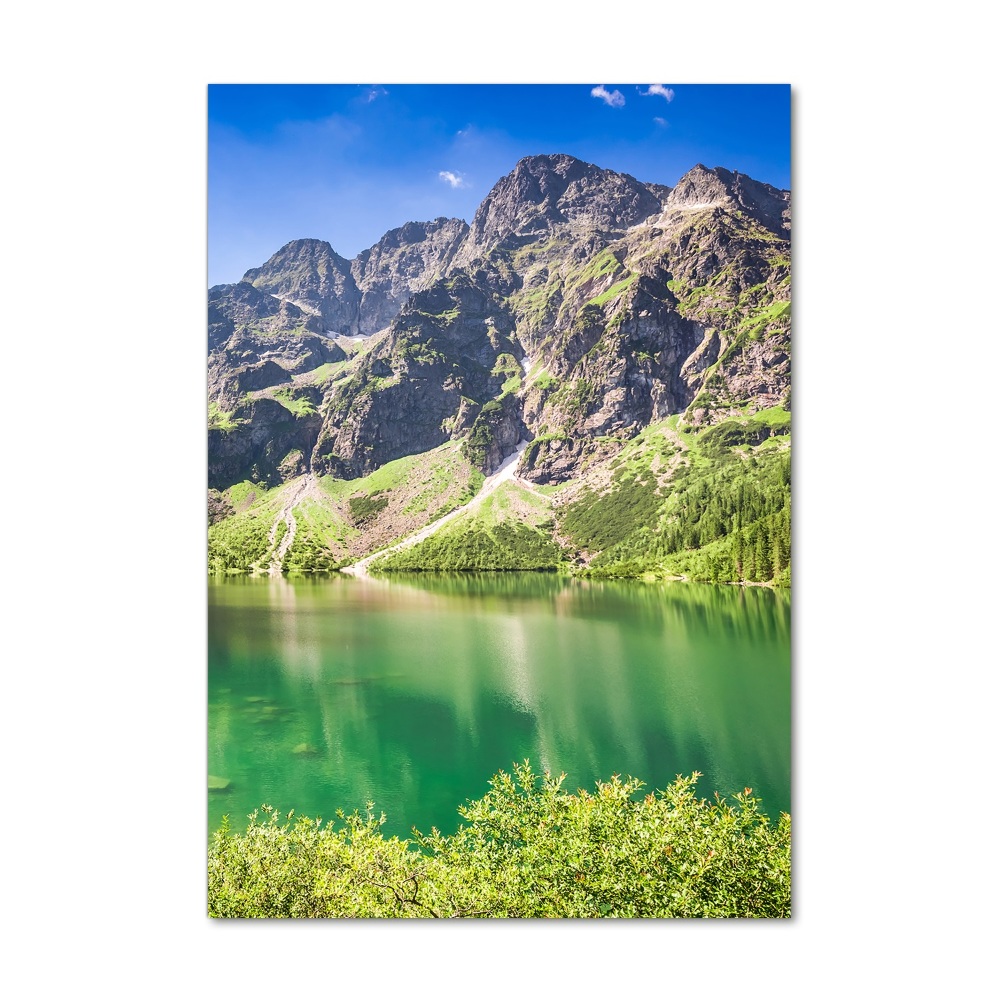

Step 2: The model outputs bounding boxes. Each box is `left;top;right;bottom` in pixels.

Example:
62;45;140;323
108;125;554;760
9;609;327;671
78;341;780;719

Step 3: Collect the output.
351;217;469;334
242;239;361;334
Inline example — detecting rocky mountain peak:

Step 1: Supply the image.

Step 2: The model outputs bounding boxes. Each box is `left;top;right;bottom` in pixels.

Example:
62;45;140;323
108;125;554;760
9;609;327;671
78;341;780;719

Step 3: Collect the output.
242;238;354;291
367;217;468;253
241;238;361;334
665;164;790;234
458;153;664;263
350;217;470;334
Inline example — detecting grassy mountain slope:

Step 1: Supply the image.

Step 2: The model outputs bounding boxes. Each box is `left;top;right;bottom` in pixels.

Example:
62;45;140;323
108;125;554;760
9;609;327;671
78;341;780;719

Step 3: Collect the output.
208;443;484;574
370;480;565;573
209;404;789;584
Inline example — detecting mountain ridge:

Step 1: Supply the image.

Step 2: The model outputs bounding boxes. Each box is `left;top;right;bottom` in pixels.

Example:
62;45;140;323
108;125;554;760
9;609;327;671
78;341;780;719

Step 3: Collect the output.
208;152;791;583
214;155;789;341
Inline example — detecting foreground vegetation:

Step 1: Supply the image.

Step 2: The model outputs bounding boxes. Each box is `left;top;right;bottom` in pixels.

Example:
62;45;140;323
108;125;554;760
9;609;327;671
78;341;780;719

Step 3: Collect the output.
208;763;791;918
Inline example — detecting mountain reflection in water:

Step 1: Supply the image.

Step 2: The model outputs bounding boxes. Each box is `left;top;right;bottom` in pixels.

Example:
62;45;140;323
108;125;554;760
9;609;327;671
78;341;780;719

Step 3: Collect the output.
208;573;790;840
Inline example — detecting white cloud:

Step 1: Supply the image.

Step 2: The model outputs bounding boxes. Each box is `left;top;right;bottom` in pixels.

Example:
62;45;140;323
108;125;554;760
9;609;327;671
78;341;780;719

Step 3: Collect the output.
654;117;669;127
640;85;675;102
365;86;388;103
438;170;468;189
591;85;625;108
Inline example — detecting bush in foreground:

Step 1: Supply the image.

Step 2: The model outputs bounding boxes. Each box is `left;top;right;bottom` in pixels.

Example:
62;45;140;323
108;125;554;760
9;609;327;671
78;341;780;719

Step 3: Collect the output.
208;762;791;918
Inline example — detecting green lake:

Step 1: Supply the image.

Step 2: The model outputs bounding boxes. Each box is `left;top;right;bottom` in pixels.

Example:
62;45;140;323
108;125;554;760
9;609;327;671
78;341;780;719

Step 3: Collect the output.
208;573;791;840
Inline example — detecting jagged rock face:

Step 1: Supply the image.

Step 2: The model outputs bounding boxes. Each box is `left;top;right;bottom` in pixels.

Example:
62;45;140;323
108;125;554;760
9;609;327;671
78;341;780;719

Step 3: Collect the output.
207;281;347;413
458;153;664;263
351;218;469;334
591;291;705;428
238;224;473;338
644;198;791;425
716;333;789;409
312;267;522;478
462;393;525;473
520;435;622;486
243;239;362;334
213;327;345;375
208;398;322;489
515;272;704;481
208;281;325;350
207;489;233;525
645;182;674;204
214;359;291;406
208;153;791;488
496;163;790;480
664;164;790;236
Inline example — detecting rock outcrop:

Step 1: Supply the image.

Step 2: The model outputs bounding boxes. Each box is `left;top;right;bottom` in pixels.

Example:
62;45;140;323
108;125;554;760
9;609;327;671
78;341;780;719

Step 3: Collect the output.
237;221;471;339
351;218;469;334
456;153;665;264
312;265;523;478
242;239;361;334
208;280;325;350
664;164;791;235
209;398;322;489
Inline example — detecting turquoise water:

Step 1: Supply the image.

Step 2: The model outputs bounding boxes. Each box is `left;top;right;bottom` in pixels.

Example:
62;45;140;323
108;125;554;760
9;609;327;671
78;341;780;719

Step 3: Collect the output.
208;573;790;840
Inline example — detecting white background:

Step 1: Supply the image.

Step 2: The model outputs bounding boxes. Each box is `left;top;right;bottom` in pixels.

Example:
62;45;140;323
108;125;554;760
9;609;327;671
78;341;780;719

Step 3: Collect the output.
2;2;996;995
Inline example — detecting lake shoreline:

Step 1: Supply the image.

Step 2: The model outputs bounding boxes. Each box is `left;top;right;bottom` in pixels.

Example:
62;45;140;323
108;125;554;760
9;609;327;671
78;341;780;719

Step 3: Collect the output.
209;566;787;588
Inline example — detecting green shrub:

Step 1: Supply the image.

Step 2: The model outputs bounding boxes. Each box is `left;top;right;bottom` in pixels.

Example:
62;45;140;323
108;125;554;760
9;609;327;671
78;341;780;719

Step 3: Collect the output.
272;519;287;548
580;448;791;586
699;415;790;457
208;511;272;573
562;475;661;553
208;763;790;918
372;522;564;572
282;509;338;573
348;492;389;523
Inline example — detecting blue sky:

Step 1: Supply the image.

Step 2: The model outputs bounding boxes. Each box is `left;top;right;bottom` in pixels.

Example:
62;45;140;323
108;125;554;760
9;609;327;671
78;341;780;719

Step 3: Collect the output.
209;84;790;287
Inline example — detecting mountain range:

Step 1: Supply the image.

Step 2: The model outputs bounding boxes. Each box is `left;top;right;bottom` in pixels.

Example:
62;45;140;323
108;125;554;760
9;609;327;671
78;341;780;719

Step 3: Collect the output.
208;153;791;584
